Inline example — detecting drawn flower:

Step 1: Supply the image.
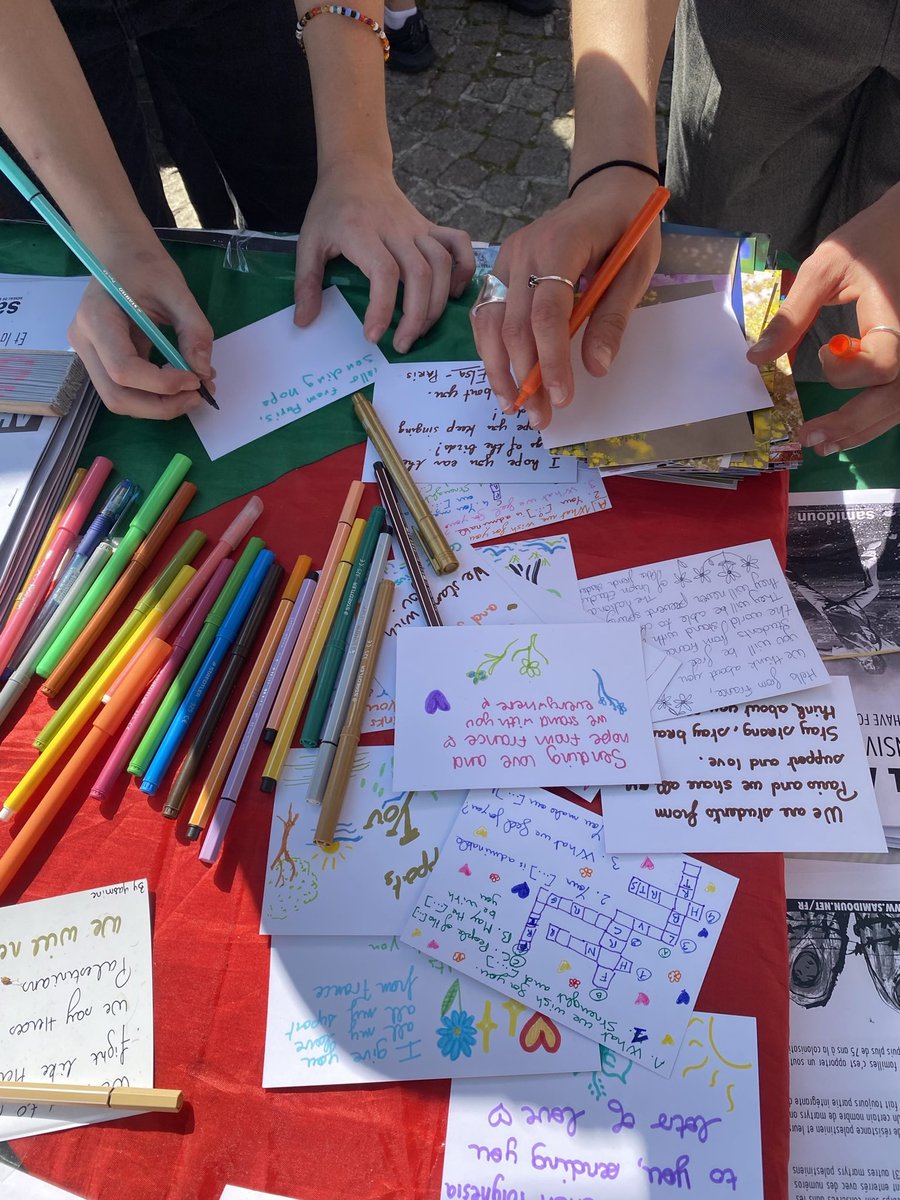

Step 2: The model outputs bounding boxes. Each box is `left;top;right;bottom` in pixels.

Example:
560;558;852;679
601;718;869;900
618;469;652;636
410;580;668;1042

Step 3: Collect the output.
466;638;518;684
692;565;711;583
739;553;759;572
717;558;739;583
436;1009;477;1060
511;632;549;680
519;658;542;677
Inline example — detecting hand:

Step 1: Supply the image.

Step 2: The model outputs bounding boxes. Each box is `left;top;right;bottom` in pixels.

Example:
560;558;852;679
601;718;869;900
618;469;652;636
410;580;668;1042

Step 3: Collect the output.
68;236;214;419
471;169;662;431
747;183;900;455
292;162;475;354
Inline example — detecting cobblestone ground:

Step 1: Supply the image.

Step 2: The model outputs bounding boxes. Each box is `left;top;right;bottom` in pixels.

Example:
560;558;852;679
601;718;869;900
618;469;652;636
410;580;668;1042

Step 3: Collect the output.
162;0;672;242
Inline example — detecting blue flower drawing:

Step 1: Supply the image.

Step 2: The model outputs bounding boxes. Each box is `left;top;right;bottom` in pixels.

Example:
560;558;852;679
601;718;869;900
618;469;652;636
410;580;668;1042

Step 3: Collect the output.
436;1010;477;1060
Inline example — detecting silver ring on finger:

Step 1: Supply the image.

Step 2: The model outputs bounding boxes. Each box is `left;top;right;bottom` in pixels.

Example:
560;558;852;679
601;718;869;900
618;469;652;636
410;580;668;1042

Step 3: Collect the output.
866;325;900;341
527;274;576;291
471;272;508;317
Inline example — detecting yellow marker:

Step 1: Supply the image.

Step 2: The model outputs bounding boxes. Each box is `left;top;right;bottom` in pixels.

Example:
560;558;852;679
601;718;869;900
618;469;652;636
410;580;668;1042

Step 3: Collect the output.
39;565;194;755
260;519;366;791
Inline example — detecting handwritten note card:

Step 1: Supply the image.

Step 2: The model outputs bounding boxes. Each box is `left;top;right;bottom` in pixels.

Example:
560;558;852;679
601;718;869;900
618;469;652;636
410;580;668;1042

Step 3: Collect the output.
367;361;576;482
190;288;388;460
362;540;545;734
392;623;659;790
0;273;87;350
602;679;887;853
400;789;738;1077
580;539;829;719
261;746;463;935
441;1013;762;1199
419;467;610;545
264;935;606;1088
0;880;153;1140
545;290;772;447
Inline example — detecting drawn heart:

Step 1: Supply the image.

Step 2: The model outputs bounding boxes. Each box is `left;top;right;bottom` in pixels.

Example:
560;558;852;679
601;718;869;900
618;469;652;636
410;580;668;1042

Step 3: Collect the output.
488;1102;513;1127
452;952;465;963
676;990;690;1005
458;864;472;876
519;1012;562;1054
634;992;650;1006
705;883;717;893
568;977;581;988
427;939;439;950
557;960;571;972
662;1034;675;1046
411;928;422;937
474;826;489;838
506;603;518;611
640;856;655;870
511;882;530;899
698;928;709;938
424;689;451;715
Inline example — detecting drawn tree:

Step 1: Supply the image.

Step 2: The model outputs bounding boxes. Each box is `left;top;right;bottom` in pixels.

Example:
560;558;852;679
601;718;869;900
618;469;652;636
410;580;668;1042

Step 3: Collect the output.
270;804;301;887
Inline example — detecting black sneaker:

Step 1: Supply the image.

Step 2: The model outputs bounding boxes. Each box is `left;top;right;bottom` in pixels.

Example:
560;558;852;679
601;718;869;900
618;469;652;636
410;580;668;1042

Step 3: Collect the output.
385;11;436;73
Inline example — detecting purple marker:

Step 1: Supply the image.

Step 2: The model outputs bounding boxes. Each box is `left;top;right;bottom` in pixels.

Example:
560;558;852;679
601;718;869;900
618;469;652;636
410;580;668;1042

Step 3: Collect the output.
197;572;318;861
89;559;235;802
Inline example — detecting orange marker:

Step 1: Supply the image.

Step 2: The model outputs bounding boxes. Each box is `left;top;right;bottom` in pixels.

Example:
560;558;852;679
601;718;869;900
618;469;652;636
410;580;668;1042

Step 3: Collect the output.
514;185;670;409
0;637;170;899
40;481;196;696
828;334;862;358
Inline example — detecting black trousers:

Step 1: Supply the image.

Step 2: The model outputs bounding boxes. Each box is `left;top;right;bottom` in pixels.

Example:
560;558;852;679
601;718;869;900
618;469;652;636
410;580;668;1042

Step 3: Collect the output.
0;0;318;232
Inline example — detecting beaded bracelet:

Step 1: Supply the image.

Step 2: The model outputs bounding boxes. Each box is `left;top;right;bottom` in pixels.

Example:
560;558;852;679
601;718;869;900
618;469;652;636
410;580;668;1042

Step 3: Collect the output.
296;6;390;62
568;160;662;200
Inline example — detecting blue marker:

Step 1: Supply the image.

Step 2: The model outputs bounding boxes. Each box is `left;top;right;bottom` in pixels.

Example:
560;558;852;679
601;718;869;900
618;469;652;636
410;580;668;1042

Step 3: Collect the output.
0;146;217;409
139;548;276;795
3;481;141;679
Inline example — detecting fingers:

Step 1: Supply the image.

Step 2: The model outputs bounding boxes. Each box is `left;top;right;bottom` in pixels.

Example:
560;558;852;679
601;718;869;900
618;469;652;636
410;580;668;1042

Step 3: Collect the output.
390;234;453;354
293;230;329;329
580;252;655;376
68;298;204;418
800;378;900;456
747;245;844;364
431;226;476;298
167;292;215;380
819;327;900;390
471;300;519;415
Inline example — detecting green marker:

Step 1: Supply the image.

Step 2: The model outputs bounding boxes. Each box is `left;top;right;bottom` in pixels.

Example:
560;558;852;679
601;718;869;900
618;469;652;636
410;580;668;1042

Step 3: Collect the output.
34;530;207;751
128;537;266;778
36;453;193;677
299;507;385;748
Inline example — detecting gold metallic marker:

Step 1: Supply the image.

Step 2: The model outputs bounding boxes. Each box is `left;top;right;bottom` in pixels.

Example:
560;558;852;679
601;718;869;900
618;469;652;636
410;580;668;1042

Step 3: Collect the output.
351;391;458;576
0;1081;183;1112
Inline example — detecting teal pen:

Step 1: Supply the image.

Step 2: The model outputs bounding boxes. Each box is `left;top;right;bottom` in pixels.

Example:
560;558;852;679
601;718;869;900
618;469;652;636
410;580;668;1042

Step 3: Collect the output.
299;506;385;748
0;145;217;409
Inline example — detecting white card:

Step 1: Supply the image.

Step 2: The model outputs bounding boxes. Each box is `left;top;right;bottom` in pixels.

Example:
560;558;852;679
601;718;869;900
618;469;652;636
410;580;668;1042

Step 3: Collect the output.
0;880;153;1140
264;935;607;1088
0;1165;88;1199
190;289;388;460
442;1013;762;1198
261;747;464;935
220;1189;301;1200
602;679;887;853
478;533;580;605
0;273;87;350
545;290;772;447
580;539;830;718
419;467;610;545
392;623;659;790
364;361;576;482
400;789;738;1077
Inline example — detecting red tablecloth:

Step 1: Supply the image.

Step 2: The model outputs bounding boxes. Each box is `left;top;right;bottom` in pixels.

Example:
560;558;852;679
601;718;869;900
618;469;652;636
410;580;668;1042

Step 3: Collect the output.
1;447;790;1200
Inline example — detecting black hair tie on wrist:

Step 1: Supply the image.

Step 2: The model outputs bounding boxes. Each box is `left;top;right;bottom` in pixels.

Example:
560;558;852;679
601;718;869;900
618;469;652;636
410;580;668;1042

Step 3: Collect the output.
568;160;662;200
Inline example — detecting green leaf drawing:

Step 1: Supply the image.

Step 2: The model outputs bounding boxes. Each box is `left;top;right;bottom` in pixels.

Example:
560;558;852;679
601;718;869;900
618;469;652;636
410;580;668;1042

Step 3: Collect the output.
440;979;461;1018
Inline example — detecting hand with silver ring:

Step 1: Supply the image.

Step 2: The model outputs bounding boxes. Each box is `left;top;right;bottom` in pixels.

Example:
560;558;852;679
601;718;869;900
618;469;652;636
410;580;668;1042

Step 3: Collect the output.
746;182;900;455
470;171;663;433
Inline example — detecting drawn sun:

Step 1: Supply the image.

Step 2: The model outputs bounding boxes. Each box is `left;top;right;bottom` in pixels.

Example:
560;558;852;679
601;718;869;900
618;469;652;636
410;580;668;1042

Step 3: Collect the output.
310;841;352;871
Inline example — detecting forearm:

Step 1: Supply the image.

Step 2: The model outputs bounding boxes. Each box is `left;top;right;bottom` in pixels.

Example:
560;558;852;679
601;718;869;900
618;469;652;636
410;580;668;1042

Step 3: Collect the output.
299;2;394;173
569;0;679;180
0;0;156;245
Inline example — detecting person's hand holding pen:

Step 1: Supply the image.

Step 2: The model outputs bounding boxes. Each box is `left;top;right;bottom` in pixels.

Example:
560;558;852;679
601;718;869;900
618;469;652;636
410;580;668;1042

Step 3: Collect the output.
68;232;215;420
471;169;662;431
748;182;900;455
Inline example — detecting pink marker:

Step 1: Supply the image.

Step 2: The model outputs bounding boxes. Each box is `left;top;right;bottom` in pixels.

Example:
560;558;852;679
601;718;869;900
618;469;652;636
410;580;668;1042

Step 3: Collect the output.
0;456;112;674
90;559;233;801
104;495;263;702
198;573;318;863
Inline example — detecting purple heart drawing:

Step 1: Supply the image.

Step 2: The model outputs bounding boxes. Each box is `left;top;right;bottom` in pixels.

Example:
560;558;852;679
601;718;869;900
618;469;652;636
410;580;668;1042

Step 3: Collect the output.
424;689;451;715
676;990;690;1005
511;882;530;899
698;928;709;938
458;864;472;876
